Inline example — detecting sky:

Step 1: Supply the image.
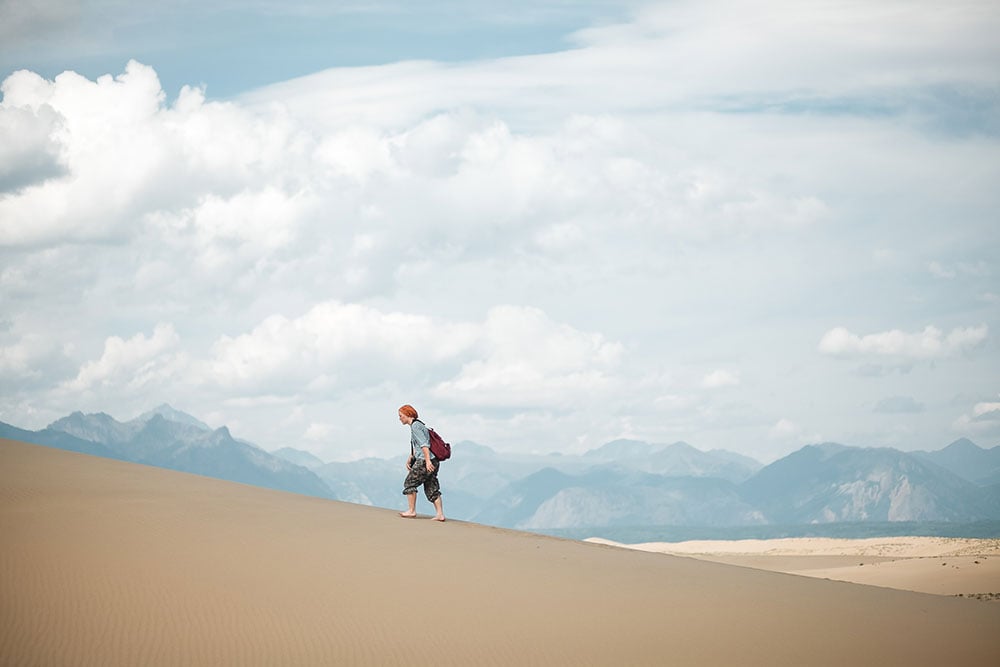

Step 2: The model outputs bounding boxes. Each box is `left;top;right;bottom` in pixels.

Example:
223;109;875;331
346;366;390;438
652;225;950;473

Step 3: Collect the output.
1;0;999;463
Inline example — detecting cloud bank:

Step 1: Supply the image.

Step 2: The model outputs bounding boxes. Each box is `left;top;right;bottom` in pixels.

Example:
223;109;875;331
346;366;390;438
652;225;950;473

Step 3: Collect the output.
1;1;998;461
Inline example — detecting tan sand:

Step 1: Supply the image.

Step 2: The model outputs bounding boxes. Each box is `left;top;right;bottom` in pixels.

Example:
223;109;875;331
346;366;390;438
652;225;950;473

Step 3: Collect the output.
588;537;1000;597
3;438;999;666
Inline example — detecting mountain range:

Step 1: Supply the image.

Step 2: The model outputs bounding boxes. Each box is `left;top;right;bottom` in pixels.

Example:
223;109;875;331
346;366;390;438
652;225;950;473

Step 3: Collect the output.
0;405;334;500
3;405;999;533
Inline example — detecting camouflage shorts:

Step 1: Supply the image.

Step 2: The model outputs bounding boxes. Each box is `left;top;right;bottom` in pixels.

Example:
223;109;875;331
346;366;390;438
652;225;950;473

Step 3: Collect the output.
402;459;442;503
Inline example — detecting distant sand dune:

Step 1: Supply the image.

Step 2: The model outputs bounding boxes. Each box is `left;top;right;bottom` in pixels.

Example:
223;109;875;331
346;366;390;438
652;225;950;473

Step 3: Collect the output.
3;438;1000;666
588;537;1000;597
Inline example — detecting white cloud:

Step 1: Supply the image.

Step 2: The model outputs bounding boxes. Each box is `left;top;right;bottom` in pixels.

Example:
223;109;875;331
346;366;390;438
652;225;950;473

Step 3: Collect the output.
174;302;628;435
63;324;182;391
201;301;621;410
204;301;479;392
972;400;1000;419
246;0;1000;133
0;332;57;381
952;396;1000;436
433;305;623;409
0;63;171;245
0;61;311;247
1;2;998;458
818;325;988;360
768;418;800;439
150;187;316;270
701;369;739;388
0;98;65;192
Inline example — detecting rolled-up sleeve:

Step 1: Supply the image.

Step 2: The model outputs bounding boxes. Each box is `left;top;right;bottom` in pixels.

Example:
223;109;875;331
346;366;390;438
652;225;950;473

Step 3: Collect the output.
411;421;430;452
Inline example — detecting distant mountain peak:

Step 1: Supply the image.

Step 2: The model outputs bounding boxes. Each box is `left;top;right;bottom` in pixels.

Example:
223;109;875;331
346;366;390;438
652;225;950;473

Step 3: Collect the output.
943;438;980;452
584;439;653;459
272;447;326;469
136;404;211;431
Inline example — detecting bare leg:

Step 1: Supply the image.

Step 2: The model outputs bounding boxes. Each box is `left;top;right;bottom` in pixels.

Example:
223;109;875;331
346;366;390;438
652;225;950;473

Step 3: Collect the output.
400;493;417;517
432;496;445;522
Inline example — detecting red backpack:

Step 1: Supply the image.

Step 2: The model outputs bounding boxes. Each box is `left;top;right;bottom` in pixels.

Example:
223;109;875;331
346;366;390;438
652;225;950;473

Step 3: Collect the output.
428;427;452;461
416;420;452;461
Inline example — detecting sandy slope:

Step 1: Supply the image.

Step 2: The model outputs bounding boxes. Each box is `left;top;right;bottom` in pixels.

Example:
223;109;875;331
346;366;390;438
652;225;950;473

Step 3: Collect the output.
588;537;1000;598
3;438;999;666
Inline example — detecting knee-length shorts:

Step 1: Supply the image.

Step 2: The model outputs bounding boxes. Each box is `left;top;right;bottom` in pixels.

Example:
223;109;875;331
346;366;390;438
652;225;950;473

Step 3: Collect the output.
402;459;442;503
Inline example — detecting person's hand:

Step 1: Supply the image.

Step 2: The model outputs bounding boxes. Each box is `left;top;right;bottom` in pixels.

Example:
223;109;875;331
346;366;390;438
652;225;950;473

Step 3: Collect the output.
425;460;434;473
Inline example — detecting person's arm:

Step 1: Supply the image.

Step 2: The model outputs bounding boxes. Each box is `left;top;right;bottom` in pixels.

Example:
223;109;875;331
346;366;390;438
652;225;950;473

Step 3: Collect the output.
412;422;434;471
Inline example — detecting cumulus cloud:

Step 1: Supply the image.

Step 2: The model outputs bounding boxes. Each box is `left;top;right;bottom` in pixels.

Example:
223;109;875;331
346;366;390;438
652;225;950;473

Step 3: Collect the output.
201;301;620;409
952;396;1000;436
433;305;623;409
63;324;183;392
1;2;998;458
0;63;176;245
818;325;988;360
701;369;739;388
0;61;311;247
0;99;66;193
204;301;479;393
0;331;65;383
0;58;828;271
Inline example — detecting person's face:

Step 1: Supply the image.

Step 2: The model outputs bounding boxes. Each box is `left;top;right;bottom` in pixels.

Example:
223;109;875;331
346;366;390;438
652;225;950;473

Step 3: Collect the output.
398;411;412;425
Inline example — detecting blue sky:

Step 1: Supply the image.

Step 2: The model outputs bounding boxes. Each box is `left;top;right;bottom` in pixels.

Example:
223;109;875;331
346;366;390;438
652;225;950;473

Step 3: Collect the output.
1;1;629;98
1;0;998;462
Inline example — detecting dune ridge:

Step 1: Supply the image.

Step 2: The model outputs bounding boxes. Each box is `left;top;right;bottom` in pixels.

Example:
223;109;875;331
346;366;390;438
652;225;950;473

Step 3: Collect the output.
3;438;999;666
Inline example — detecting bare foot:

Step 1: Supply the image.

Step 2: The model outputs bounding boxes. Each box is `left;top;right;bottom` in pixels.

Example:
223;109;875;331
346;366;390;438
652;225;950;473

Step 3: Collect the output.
399;512;417;518
433;516;446;522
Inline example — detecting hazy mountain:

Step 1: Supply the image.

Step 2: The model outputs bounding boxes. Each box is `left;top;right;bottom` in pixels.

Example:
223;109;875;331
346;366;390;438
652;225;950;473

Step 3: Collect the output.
315;457;403;506
473;466;764;530
0;421;124;460
272;447;326;470
314;451;497;519
41;410;337;500
740;444;997;523
48;411;140;445
137;403;212;431
7;407;1000;531
583;439;655;462
913;438;1000;486
311;439;586;518
582;439;761;483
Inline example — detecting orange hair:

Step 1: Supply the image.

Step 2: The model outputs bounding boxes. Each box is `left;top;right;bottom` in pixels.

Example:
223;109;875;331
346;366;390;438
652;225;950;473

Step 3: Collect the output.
398;404;418;419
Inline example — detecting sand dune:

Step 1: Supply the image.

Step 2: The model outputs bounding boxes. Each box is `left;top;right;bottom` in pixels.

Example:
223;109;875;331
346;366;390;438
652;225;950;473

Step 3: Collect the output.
588;537;1000;598
3;438;999;666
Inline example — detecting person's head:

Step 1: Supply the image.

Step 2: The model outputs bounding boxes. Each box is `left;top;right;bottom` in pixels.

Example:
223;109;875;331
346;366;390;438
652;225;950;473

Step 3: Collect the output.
398;404;418;425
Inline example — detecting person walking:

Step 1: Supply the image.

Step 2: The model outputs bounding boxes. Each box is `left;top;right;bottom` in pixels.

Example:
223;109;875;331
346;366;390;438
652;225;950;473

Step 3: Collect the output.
398;404;445;521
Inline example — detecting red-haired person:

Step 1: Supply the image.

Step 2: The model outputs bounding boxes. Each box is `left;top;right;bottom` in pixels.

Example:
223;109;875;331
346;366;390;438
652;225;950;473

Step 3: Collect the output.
397;404;445;521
